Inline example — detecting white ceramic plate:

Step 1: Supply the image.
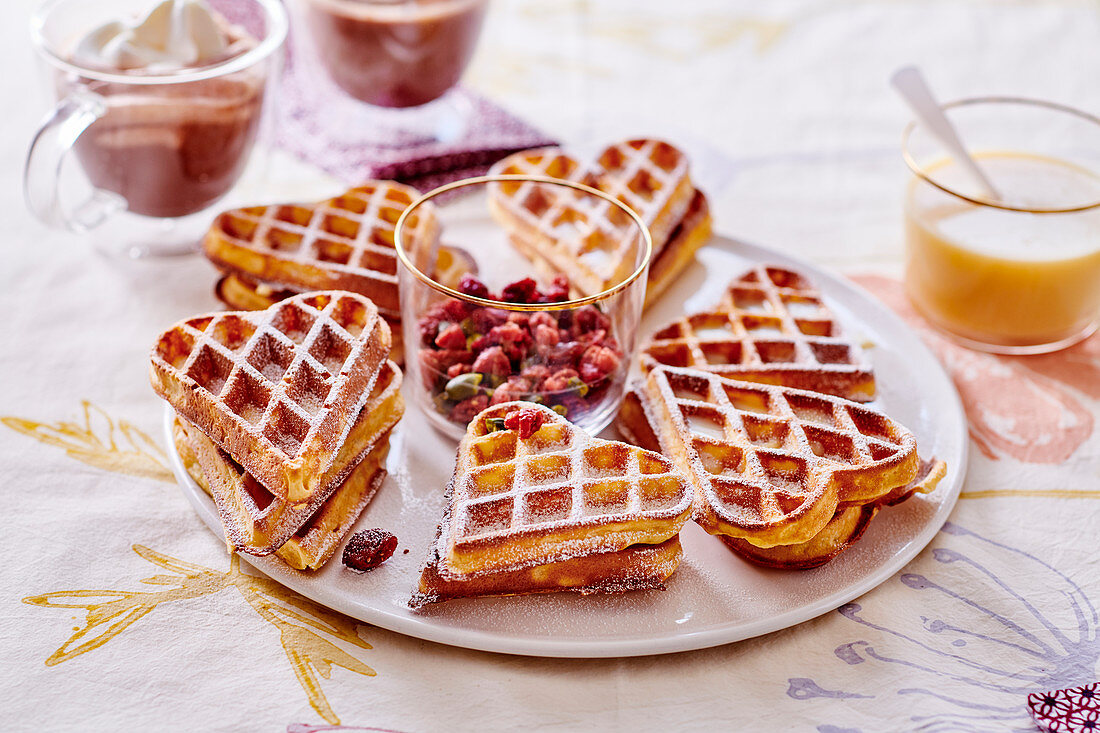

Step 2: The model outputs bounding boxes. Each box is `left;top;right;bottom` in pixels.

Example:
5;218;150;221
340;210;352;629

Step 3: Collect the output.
165;235;968;658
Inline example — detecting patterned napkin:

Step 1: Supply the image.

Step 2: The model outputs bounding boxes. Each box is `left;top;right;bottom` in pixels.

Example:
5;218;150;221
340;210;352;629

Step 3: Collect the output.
271;21;557;191
1029;683;1100;733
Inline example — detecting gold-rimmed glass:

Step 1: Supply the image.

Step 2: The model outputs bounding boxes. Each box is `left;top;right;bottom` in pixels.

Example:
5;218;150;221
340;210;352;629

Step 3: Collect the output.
395;175;653;439
902;97;1100;354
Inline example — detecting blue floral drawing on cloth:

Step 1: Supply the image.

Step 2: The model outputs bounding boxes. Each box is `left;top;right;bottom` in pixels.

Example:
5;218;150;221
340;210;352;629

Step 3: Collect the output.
788;523;1099;732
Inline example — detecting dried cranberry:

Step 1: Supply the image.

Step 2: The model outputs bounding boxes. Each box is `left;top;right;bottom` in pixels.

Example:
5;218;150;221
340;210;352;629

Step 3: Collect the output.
506;313;531;329
490;376;532;405
543;367;580;393
442;299;472;322
471;307;507;334
540;275;571;303
458;274;491;299
451;395;489;424
504;407;546;439
501;277;539;304
434;323;467;350
418;314;444;347
573;305;610;336
420;350;473;387
446;362;472;379
534;324;560;348
342;528;398;572
579;345;621;383
547;340;585;367
529;312;557;331
472;346;511;376
469;334;492;354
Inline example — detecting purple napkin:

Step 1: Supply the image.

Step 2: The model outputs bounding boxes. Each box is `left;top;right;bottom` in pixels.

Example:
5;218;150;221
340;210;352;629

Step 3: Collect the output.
271;23;557;191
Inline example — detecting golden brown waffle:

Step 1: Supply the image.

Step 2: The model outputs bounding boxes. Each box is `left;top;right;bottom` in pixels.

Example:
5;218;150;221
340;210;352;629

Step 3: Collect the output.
173;361;403;554
487;139;709;301
415;402;692;603
175;419;391;571
416;537;682;606
203;181;440;314
628;365;921;548
719;456;945;568
150;291;392;505
214;272;406;366
719;504;878;570
641;265;875;402
645;190;712;307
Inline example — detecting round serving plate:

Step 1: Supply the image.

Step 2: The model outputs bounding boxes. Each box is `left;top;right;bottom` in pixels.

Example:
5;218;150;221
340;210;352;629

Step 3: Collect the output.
165;234;968;658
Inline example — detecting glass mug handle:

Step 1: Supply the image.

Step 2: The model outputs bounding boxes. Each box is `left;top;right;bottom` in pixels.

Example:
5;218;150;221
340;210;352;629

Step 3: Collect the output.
23;90;126;232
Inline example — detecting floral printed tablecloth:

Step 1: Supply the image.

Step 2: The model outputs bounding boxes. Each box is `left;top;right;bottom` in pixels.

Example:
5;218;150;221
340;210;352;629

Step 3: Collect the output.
3;1;1099;730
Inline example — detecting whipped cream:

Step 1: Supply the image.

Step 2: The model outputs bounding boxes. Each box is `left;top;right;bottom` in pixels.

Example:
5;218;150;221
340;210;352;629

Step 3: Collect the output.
72;0;234;72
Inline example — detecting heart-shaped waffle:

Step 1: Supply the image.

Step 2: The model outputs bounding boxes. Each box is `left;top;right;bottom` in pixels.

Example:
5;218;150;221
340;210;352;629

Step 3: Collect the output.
415;402;692;603
487;139;705;298
203;181;440;314
630;365;920;548
717;457;945;568
173;361;403;557
175;417;392;571
150;291;392;504
641;265;875;401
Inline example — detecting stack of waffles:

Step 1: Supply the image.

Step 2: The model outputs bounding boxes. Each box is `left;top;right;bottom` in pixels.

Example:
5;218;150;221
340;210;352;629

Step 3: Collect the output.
151;291;404;571
487;139;712;307
202;180;469;365
414;402;693;605
619;265;945;568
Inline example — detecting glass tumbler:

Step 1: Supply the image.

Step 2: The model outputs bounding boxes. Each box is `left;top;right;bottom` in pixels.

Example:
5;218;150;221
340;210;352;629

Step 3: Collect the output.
903;97;1100;354
395;175;653;440
292;0;489;146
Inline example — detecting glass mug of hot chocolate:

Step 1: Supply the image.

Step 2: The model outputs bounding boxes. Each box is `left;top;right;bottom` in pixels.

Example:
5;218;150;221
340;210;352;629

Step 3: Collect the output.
25;0;287;257
294;0;489;145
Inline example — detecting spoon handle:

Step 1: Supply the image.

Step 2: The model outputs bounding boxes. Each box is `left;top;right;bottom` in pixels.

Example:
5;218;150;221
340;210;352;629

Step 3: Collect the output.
891;66;1001;201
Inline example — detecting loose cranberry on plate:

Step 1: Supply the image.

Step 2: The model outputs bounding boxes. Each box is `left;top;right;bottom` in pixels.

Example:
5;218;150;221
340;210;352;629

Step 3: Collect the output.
342;529;398;572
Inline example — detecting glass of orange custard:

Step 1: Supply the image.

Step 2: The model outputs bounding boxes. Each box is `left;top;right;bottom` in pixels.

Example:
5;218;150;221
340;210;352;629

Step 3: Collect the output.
902;98;1100;354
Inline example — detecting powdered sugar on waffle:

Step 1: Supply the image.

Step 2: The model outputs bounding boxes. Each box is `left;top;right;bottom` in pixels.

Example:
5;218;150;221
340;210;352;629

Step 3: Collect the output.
642;365;919;545
204;182;439;314
429;402;693;579
487;139;697;296
641;265;875;402
150;291;391;504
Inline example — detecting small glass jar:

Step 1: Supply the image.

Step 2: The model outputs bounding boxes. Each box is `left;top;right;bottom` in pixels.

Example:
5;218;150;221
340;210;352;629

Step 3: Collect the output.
394;175;653;439
902;97;1100;354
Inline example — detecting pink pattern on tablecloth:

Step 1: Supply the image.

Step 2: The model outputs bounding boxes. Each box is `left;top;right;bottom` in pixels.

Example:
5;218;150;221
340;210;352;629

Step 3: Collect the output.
851;275;1096;464
1029;683;1100;733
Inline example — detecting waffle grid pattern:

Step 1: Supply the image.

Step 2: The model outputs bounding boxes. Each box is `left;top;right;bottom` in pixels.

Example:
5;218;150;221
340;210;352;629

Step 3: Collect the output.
176;417;391;569
207;182;436;311
641;266;874;400
442;404;691;573
649;366;915;529
183;361;401;551
154;292;384;466
489;140;694;292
